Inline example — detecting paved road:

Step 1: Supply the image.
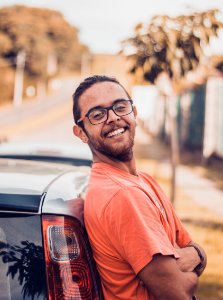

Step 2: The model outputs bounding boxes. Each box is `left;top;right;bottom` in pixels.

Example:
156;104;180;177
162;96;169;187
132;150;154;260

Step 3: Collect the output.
0;77;80;143
19;113;75;142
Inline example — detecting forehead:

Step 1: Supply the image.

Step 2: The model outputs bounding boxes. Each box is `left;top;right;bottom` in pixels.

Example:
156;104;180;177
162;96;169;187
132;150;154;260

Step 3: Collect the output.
79;81;129;112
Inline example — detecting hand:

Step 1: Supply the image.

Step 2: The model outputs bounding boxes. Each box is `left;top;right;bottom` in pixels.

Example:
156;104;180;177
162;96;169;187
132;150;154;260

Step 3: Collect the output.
187;242;207;276
175;247;200;273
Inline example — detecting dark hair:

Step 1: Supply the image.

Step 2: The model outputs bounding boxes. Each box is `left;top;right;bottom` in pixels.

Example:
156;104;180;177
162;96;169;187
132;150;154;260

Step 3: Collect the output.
72;75;131;125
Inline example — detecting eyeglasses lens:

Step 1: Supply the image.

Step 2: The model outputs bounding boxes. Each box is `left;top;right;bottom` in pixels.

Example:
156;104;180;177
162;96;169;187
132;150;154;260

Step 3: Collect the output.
89;100;132;125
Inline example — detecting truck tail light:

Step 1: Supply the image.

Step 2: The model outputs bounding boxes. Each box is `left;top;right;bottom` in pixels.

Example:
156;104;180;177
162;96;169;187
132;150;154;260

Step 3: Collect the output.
42;215;103;299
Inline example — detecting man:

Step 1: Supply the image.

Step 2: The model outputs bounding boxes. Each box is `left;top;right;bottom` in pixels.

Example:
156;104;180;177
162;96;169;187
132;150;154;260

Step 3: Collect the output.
72;75;206;300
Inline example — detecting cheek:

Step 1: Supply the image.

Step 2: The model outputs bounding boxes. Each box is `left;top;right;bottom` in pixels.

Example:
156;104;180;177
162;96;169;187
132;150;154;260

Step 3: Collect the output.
85;124;103;140
124;114;136;125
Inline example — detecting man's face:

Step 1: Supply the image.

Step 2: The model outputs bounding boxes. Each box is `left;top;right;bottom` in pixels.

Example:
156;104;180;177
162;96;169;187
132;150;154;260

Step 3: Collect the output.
75;81;137;161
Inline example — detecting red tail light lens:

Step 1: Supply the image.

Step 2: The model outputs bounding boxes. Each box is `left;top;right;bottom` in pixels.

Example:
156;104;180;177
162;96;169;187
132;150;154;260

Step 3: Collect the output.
42;215;103;299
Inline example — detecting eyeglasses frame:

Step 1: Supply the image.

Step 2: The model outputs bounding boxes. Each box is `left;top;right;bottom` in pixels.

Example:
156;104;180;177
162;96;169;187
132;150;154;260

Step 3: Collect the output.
77;99;133;125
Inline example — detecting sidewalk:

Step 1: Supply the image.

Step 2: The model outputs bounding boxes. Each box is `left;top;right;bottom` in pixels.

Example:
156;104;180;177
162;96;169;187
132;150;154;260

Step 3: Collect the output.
134;126;223;219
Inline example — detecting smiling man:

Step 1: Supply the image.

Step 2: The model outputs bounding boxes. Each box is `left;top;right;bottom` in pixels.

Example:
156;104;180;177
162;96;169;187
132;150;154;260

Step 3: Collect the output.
72;75;206;300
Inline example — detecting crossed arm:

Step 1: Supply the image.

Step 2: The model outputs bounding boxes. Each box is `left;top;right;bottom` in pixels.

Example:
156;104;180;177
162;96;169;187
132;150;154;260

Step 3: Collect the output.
176;241;207;277
138;242;207;300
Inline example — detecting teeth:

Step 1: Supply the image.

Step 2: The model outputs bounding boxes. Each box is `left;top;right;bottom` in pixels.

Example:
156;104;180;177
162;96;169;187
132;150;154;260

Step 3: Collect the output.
107;128;125;138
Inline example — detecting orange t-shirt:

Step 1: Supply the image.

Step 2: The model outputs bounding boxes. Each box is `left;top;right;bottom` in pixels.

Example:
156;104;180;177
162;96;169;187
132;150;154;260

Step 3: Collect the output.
84;163;191;300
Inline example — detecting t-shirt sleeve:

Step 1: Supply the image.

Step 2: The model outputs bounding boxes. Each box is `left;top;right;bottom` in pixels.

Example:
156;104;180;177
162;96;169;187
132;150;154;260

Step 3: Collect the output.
144;172;191;248
101;186;180;274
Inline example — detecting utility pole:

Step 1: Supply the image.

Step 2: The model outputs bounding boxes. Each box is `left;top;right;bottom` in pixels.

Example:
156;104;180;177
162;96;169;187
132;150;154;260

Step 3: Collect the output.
13;50;26;107
81;52;91;79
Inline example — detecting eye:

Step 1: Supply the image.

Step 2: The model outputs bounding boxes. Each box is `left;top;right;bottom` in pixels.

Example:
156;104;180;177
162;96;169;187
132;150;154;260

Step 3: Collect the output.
89;109;106;121
114;101;128;112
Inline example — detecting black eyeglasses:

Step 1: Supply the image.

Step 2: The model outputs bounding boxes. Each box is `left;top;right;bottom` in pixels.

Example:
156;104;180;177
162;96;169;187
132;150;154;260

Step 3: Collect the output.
77;99;133;125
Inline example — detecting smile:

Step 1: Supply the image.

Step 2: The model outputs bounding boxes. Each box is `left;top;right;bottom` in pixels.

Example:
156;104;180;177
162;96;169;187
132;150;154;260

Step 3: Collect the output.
106;127;126;138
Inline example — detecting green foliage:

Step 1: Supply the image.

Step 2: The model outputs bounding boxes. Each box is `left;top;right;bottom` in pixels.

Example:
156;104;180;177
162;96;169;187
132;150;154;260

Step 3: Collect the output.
0;5;88;78
122;10;223;84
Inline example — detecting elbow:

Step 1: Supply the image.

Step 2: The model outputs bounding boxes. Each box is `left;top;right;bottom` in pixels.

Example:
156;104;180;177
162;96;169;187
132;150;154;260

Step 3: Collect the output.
181;273;198;300
189;276;199;299
157;290;197;300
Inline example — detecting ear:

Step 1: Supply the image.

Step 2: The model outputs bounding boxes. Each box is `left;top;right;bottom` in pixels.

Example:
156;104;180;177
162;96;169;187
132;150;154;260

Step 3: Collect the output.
73;125;89;143
133;105;137;118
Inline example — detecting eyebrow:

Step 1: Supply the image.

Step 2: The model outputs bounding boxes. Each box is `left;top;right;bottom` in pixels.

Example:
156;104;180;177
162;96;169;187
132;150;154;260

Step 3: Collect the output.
88;98;129;111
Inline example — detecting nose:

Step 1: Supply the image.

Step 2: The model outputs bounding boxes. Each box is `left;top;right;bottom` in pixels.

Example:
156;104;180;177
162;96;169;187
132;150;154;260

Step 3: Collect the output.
106;108;120;124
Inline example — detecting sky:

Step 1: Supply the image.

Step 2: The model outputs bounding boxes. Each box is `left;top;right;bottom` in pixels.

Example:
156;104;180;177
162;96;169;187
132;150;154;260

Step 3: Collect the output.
1;0;223;53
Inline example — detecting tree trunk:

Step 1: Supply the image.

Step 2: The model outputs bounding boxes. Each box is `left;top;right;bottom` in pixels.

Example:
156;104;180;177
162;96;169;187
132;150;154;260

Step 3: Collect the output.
156;74;180;206
168;95;180;206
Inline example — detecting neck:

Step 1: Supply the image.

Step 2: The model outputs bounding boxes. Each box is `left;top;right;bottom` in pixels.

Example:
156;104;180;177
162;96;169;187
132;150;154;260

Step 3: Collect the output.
92;151;138;176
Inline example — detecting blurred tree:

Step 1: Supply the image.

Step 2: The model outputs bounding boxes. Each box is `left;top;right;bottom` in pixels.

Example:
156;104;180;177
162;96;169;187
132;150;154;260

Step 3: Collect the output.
122;10;223;203
0;5;89;103
122;9;223;87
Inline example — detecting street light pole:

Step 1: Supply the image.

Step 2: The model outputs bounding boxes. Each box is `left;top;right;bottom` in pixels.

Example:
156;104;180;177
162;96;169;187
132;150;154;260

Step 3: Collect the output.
81;52;91;79
13;50;26;107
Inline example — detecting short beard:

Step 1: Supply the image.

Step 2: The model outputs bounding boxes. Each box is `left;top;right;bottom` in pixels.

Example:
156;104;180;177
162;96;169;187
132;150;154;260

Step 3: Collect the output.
88;133;134;162
88;137;134;162
82;123;135;162
98;144;134;162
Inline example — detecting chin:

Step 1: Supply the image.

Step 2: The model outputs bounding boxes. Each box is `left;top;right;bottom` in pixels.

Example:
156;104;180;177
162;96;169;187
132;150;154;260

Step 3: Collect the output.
102;143;134;162
89;134;134;162
114;151;133;162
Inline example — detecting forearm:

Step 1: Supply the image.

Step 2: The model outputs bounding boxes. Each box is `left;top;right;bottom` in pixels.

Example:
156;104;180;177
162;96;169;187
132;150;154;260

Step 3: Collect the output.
138;254;199;300
153;271;198;300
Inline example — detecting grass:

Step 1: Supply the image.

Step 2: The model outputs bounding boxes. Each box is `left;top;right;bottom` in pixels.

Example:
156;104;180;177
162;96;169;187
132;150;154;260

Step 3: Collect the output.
135;150;223;300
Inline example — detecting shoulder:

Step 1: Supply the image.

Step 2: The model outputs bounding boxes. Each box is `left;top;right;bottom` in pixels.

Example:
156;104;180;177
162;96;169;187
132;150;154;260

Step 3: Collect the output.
139;171;159;185
87;165;138;196
85;169;134;220
101;185;160;222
